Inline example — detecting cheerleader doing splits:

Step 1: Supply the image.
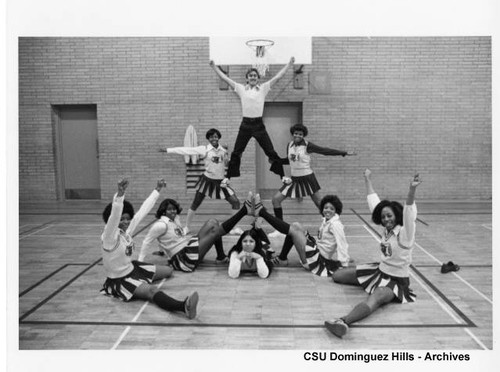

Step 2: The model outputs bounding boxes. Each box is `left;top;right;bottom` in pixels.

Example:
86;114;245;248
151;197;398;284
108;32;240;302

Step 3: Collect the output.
100;178;199;319
324;169;422;338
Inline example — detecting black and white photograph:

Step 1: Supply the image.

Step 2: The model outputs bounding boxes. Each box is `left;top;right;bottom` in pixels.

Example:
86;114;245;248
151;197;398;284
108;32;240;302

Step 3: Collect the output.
4;0;498;371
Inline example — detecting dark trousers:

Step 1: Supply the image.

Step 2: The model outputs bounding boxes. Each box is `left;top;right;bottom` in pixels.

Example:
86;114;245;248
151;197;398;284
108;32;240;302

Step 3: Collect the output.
227;117;284;178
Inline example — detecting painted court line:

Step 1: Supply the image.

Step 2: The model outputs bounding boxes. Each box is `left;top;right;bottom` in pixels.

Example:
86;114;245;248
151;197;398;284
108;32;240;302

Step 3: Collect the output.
29;234;103;238
22;320;469;329
464;328;488;350
408;271;464;324
111;278;167;350
413;242;492;304
19;224;54;240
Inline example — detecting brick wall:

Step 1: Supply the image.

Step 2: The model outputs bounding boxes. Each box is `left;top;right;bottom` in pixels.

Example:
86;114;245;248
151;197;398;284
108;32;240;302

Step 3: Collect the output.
18;37;491;201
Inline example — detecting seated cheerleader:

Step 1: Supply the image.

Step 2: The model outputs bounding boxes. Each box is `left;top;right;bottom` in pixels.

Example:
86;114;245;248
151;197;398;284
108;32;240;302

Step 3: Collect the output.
269;123;356;239
324;169;422;338
159;128;240;238
253;193;350;277
227;227;274;279
137;192;256;272
100;178;198;319
273;195;350;269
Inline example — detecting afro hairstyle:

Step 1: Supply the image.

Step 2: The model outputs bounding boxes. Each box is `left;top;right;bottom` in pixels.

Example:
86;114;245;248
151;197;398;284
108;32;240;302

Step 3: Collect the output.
102;200;135;223
372;200;404;226
320;194;343;216
289;123;309;137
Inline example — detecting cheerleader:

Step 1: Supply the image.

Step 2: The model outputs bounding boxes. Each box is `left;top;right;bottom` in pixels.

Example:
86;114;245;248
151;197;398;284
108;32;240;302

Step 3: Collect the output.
100;178;199;319
227;228;274;279
209;57;295;179
269;123;356;239
252;193;350;277
137;192;256;271
324;169;422;338
159;128;240;240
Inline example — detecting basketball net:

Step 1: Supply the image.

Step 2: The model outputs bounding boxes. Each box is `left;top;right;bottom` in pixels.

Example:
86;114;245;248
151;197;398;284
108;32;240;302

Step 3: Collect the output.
246;40;274;77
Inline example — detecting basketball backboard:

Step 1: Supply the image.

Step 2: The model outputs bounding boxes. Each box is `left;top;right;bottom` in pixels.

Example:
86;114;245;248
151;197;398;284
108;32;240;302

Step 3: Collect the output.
209;36;312;65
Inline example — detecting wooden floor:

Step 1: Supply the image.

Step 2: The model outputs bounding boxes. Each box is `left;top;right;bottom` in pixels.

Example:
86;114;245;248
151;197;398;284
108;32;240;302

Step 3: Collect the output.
18;198;493;350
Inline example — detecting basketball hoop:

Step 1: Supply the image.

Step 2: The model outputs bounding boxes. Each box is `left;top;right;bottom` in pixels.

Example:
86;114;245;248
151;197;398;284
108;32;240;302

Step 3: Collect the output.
246;39;274;77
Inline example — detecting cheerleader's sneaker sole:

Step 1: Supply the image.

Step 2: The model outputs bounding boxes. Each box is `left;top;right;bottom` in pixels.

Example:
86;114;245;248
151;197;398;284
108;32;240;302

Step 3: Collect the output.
185;291;199;320
324;319;348;338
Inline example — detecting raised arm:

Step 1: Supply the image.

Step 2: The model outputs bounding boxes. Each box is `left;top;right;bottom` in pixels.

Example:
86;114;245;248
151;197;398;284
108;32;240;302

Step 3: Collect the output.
101;179;129;249
364;169;376;195
399;174;422;248
268;57;295;87
209;60;236;89
364;169;381;213
126;179;166;236
406;174;422;206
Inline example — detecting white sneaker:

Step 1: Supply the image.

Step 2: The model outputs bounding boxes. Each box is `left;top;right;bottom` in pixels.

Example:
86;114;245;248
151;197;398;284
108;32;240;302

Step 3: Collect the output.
268;230;285;238
230;227;244;235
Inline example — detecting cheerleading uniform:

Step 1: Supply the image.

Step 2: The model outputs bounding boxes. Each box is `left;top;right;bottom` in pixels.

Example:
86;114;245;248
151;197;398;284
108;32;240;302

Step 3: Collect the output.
100;190;159;301
138;215;200;272
355;193;418;303
280;140;347;198
167;144;235;199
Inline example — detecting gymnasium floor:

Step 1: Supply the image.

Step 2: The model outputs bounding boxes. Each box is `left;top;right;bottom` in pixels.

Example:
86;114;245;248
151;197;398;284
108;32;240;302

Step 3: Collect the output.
17;198;492;350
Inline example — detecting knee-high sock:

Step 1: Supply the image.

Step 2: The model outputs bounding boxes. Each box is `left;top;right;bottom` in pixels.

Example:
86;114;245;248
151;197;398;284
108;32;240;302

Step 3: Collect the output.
186;209;196;231
258;208;290;235
214;237;225;259
342;302;372;325
221;204;247;234
279;234;294;260
273;207;283;220
152;291;185;312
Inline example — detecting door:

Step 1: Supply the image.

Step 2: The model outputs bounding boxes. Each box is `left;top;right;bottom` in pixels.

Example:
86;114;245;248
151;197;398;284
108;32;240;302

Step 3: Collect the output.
256;103;302;197
55;105;101;199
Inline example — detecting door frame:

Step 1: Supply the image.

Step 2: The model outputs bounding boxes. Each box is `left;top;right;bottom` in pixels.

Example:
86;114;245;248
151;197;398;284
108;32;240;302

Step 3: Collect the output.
51;104;99;200
256;101;303;196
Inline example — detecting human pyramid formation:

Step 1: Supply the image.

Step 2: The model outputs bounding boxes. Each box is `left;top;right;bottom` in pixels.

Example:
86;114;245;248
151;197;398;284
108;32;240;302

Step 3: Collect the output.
100;58;423;339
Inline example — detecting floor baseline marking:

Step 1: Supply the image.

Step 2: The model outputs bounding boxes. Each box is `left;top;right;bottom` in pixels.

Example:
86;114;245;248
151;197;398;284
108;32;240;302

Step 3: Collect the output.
19;223;55;240
19;320;471;329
